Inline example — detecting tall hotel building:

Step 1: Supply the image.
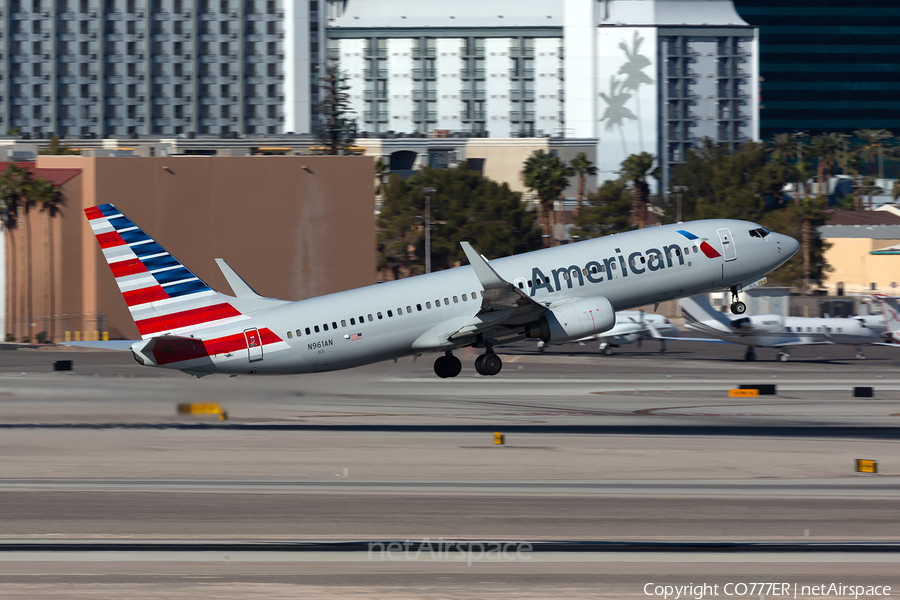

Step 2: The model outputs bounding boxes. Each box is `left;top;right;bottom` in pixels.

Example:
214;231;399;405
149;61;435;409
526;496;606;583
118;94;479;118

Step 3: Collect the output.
327;0;759;186
0;0;322;136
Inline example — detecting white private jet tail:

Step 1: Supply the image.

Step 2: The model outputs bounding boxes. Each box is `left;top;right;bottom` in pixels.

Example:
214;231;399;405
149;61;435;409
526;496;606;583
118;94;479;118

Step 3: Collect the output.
679;294;736;336
873;295;900;341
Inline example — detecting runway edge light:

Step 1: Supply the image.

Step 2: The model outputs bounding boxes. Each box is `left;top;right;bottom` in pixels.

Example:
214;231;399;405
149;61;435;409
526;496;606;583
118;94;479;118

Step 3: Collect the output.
855;459;878;474
494;432;505;446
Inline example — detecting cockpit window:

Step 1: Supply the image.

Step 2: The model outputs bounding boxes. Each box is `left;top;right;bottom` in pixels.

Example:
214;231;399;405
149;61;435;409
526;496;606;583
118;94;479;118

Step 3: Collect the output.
749;227;770;238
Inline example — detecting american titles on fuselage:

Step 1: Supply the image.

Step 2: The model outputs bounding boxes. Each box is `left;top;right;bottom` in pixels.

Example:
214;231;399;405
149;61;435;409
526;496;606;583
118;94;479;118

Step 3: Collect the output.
527;239;714;297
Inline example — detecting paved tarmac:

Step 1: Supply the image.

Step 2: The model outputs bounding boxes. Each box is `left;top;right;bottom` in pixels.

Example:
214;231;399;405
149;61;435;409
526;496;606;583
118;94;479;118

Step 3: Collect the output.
1;343;899;598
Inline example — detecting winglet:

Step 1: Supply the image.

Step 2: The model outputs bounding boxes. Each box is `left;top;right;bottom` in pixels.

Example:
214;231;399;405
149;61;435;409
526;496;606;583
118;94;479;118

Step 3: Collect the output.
215;258;264;299
460;242;508;290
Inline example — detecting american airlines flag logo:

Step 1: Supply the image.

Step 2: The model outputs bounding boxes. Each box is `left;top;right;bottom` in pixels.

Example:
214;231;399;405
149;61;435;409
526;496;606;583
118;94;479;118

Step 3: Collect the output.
350;333;363;341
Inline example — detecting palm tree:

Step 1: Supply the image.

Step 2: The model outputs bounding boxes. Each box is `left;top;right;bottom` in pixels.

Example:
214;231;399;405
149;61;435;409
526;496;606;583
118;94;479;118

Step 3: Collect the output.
0;174;19;341
809;132;842;198
619;152;656;229
797;196;827;295
569;152;597;215
767;133;800;163
32;178;63;342
521;150;573;246
0;164;35;341
854;129;894;178
846;152;863;210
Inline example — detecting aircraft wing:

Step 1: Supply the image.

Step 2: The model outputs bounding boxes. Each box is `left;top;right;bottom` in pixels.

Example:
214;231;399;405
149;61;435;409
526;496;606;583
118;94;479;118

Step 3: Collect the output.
644;322;734;344
415;243;548;349
768;340;834;347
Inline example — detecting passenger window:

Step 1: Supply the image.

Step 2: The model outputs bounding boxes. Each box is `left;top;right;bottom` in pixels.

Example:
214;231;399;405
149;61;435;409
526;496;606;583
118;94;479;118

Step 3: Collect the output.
368;314;373;322
350;318;356;325
684;247;689;255
600;265;606;272
453;296;458;303
287;331;292;339
444;298;449;305
611;263;617;270
464;292;470;298
417;304;423;311
323;323;329;331
306;327;311;335
838;327;842;332
471;292;477;300
582;268;588;276
563;272;570;280
397;308;403;315
590;266;598;274
359;316;365;323
692;246;698;253
377;312;383;320
387;310;393;317
332;322;337;329
314;325;320;333
435;299;441;307
296;329;302;337
426;302;432;309
786;327;791;332
527;281;533;287
407;305;412;312
341;320;346;327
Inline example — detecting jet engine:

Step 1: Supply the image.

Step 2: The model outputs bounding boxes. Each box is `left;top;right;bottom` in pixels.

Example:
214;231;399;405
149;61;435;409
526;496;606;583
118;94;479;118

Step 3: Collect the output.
525;297;616;344
732;315;784;333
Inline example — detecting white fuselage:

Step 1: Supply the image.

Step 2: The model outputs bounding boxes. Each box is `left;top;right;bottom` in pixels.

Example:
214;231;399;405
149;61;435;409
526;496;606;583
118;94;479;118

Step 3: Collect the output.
152;219;795;375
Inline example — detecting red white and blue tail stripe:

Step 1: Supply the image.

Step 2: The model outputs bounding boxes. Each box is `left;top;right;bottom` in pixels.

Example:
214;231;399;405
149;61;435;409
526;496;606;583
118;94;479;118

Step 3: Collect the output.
85;203;247;340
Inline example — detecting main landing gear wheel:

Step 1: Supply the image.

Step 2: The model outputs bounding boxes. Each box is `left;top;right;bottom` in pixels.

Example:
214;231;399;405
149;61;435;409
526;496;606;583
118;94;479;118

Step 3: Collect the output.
434;352;462;379
778;352;790;362
744;346;757;361
475;353;502;376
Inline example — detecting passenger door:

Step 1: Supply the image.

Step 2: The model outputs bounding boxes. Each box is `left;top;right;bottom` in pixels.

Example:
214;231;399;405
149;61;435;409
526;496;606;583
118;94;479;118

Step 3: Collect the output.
244;327;264;362
717;228;737;261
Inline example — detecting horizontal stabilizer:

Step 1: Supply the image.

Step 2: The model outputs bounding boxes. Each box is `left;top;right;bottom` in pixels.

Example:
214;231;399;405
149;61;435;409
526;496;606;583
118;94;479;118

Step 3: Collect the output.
215;258;264;299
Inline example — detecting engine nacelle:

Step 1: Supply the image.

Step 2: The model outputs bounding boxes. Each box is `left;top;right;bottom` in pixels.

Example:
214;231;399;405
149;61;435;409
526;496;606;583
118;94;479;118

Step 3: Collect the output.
525;297;616;344
732;315;783;333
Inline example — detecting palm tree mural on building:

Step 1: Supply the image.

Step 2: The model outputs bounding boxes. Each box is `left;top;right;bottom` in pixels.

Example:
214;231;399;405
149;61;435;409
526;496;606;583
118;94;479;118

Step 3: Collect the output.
601;31;654;154
599;76;637;156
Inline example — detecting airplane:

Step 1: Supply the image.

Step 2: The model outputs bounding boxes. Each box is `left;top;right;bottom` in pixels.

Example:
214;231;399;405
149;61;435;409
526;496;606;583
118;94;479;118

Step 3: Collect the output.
872;295;900;343
675;294;882;362
83;204;798;378
538;311;679;355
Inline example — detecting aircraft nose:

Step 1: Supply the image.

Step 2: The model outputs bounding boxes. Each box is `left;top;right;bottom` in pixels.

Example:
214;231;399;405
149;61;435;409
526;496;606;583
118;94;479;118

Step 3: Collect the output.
777;233;800;258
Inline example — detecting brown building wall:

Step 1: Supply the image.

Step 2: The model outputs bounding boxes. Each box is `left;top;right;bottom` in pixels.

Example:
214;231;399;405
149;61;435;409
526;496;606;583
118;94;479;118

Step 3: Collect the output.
28;155;375;340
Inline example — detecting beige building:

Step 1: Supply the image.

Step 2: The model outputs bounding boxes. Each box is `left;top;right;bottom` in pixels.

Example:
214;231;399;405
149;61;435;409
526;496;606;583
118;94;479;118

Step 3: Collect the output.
819;211;900;296
354;136;598;196
2;155;375;341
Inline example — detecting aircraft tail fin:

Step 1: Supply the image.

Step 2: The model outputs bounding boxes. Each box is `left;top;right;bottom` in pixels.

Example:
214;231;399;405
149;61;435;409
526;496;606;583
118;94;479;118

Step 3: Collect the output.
84;204;248;340
874;294;900;340
678;295;736;335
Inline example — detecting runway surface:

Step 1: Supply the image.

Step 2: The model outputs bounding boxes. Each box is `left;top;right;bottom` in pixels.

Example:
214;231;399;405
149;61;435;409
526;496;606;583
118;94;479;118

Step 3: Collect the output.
1;343;899;597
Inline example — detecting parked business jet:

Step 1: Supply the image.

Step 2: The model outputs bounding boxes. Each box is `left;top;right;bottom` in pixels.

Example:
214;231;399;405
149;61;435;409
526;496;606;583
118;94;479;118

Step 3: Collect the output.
677;294;881;361
872;295;900;343
538;311;679;355
84;204;797;377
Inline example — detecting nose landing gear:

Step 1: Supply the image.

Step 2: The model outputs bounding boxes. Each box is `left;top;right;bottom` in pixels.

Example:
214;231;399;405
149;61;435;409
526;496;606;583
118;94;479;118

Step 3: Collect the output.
434;351;462;378
729;285;747;315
